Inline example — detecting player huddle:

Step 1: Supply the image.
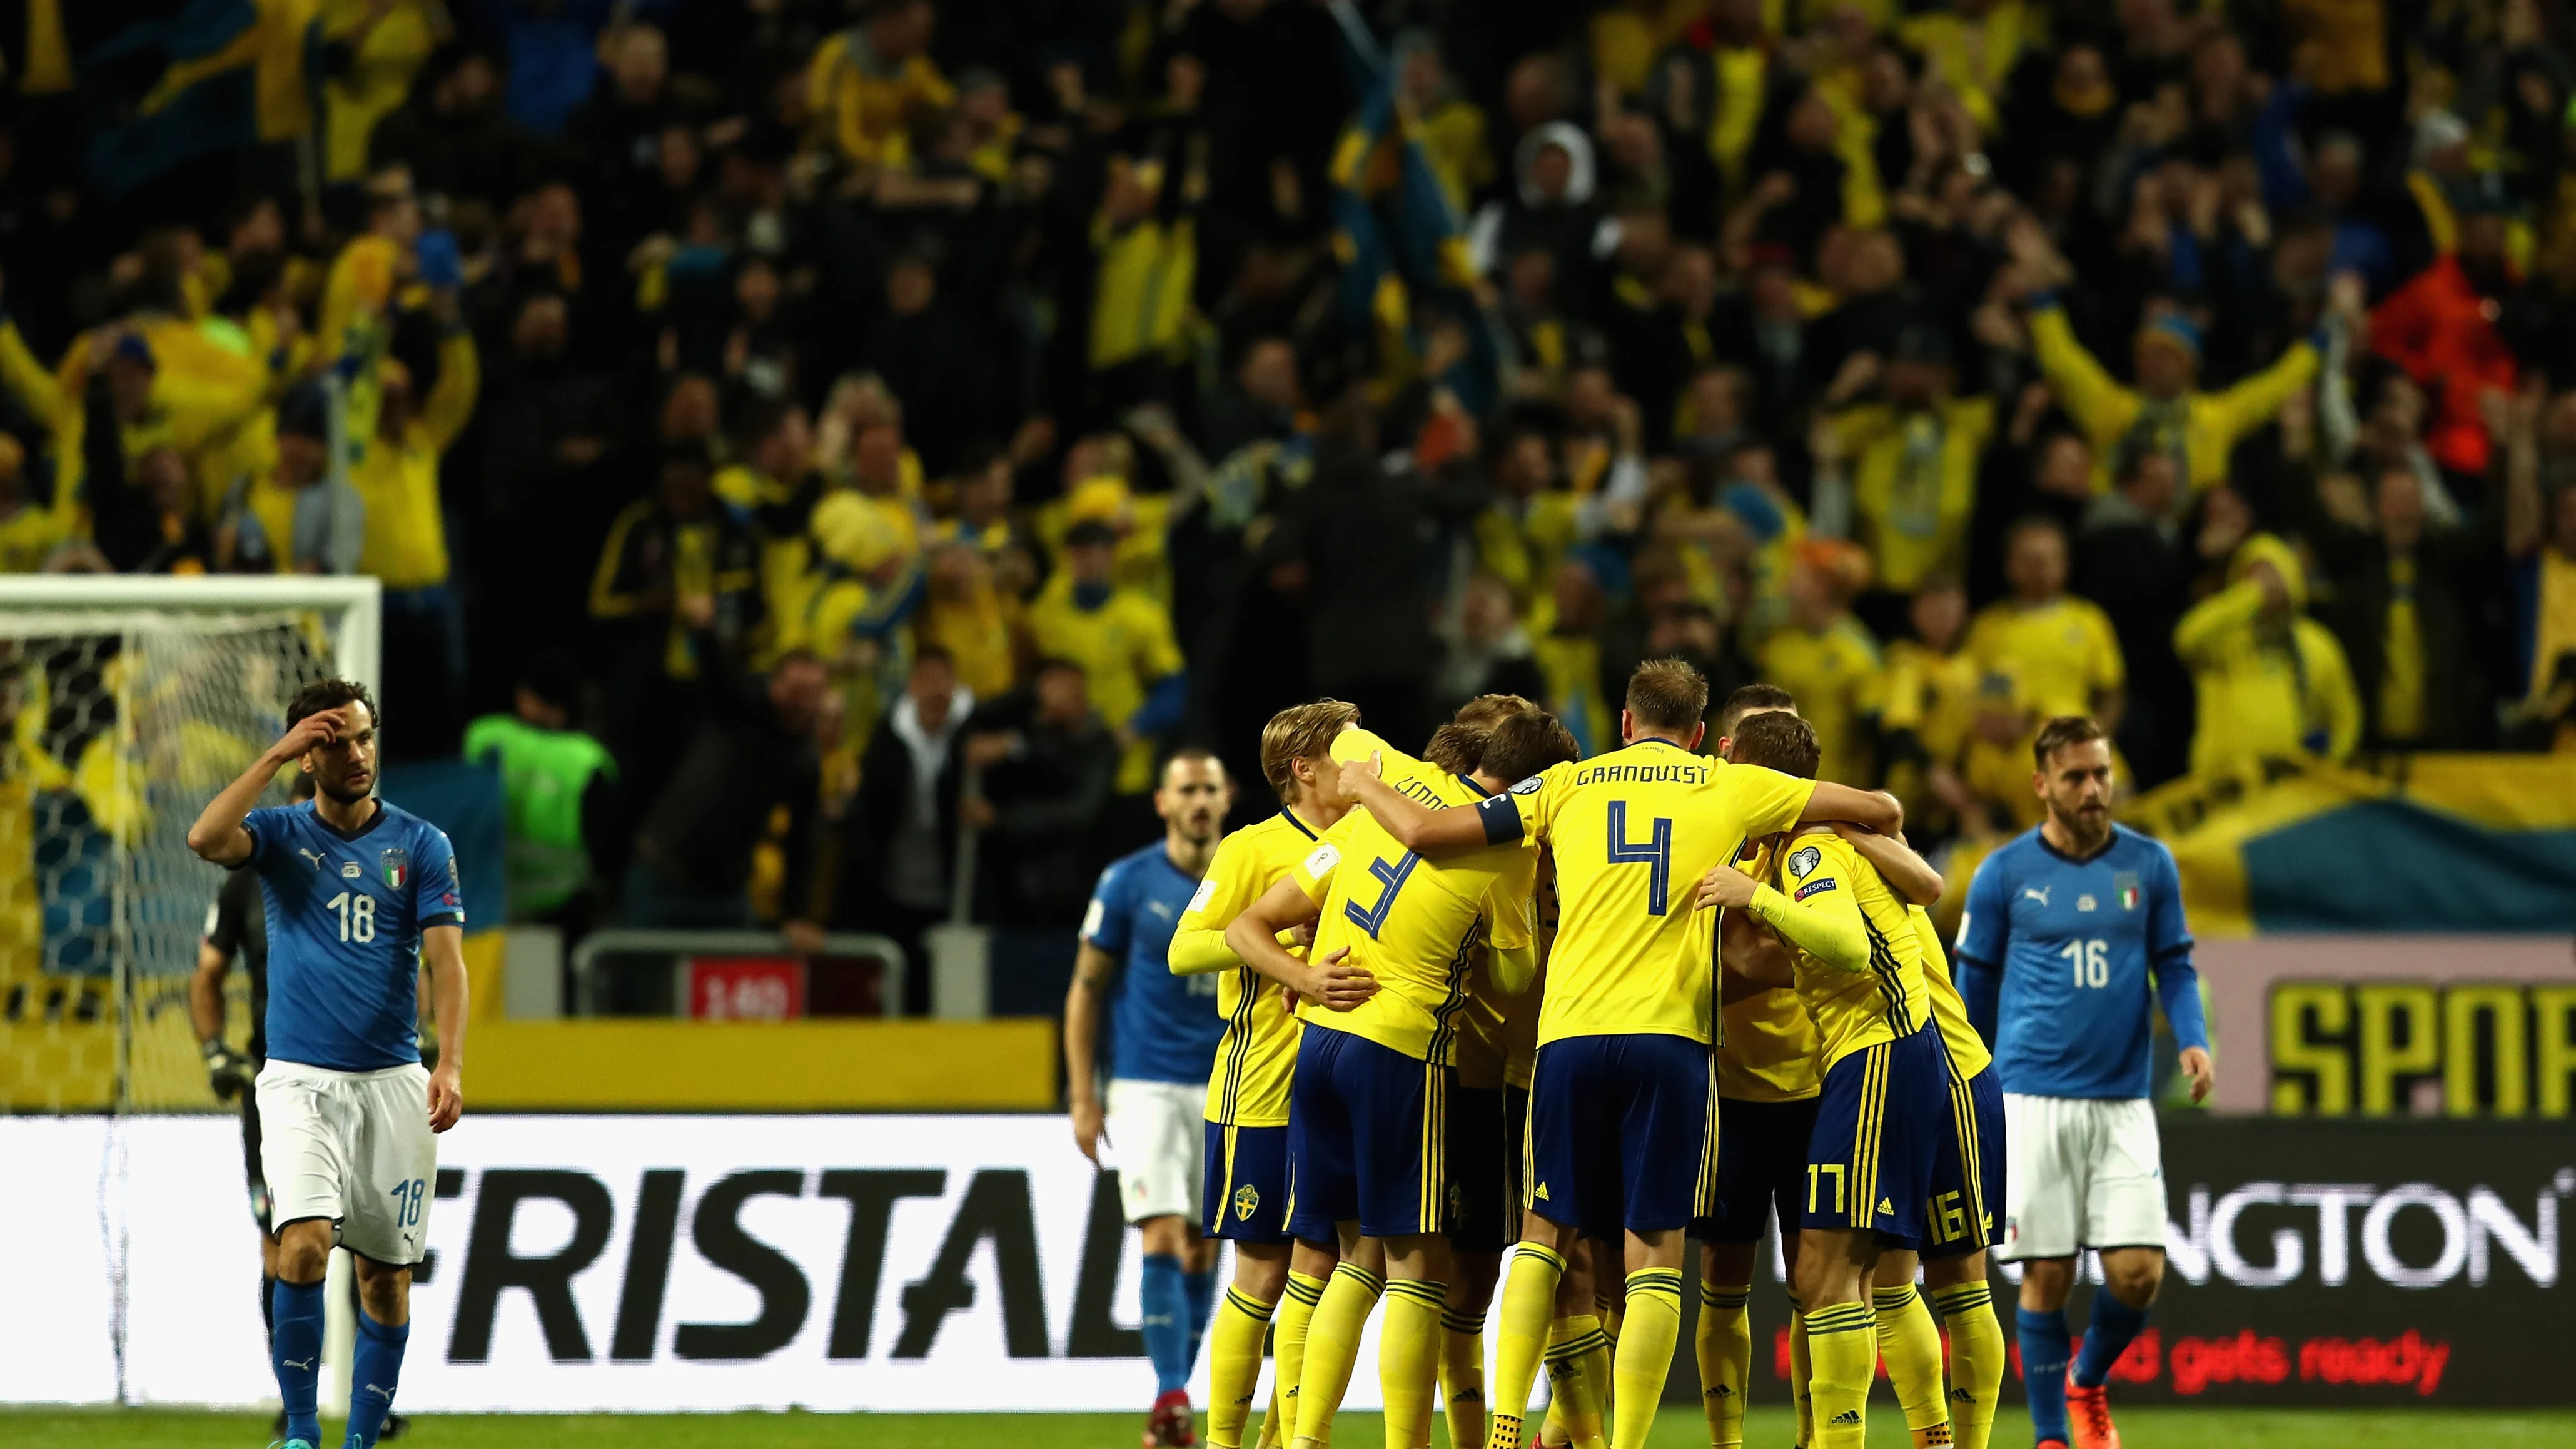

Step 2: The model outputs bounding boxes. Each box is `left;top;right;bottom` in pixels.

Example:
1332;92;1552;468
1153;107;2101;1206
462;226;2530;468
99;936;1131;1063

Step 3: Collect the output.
1080;657;2212;1449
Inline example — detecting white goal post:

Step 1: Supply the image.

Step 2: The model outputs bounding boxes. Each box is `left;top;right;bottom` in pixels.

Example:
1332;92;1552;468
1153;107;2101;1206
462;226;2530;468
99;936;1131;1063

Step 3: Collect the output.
0;575;381;1114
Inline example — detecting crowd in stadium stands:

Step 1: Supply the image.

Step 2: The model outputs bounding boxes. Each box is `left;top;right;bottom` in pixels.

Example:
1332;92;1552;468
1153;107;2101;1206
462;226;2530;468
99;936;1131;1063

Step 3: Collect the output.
9;0;2576;1009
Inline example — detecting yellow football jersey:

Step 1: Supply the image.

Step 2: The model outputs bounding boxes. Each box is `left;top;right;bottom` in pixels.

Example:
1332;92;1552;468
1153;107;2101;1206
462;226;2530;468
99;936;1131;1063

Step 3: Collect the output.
1293;782;1537;1066
1910;903;1992;1079
1769;831;1929;1073
1493;740;1816;1046
1717;839;1822;1101
1175;807;1330;1128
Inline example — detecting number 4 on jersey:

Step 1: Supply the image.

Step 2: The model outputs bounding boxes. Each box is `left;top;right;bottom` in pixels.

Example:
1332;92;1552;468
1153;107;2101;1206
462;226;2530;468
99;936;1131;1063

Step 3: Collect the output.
1605;802;1674;915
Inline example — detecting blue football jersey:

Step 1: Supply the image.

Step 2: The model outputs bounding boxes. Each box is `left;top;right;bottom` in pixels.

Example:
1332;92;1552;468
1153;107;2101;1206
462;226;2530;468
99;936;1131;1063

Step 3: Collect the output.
1954;824;2205;1100
243;800;464;1072
1083;842;1224;1086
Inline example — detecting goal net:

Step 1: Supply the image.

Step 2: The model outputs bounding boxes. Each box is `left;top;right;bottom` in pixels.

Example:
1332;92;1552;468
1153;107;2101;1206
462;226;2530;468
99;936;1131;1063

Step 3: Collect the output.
0;577;380;1113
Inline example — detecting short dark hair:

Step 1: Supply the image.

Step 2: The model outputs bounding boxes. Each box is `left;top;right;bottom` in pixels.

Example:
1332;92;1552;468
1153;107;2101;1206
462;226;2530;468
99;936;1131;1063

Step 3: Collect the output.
1716;683;1797;742
521;647;581;709
1420;722;1488;775
1480;709;1581;783
913;644;956;672
1726;709;1819;780
1625;658;1709;733
1161;745;1226;784
2033;715;2108;772
286;677;376;730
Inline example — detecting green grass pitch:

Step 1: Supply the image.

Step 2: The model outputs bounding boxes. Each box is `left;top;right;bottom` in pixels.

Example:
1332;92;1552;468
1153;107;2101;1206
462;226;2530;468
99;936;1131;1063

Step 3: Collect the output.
7;1408;2572;1448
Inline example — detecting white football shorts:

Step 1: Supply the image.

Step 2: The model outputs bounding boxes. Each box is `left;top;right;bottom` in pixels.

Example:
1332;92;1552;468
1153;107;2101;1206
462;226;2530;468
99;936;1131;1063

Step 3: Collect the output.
1998;1093;2168;1262
256;1059;439;1266
1105;1077;1205;1226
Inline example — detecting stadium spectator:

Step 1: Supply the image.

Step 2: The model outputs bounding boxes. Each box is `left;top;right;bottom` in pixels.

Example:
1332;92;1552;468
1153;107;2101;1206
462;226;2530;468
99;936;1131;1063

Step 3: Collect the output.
1029;519;1184;804
2079;450;2196;787
463;649;619;944
14;0;2576;958
2173;533;2363;775
1964;515;2126;730
622;647;829;946
964;657;1119;929
842;646;973;1014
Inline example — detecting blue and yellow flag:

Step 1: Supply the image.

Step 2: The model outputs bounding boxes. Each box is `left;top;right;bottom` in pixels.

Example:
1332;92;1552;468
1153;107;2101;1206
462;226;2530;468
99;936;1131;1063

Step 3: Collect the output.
81;0;320;197
2124;755;2576;936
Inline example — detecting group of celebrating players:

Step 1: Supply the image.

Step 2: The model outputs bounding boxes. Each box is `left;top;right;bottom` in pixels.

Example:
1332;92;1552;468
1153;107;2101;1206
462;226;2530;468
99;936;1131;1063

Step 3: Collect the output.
176;655;2208;1449
1073;657;2215;1449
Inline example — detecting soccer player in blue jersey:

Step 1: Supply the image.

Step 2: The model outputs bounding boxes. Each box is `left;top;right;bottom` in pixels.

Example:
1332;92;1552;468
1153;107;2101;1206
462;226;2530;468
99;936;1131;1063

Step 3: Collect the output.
1954;716;2213;1449
188;680;468;1449
1067;748;1236;1448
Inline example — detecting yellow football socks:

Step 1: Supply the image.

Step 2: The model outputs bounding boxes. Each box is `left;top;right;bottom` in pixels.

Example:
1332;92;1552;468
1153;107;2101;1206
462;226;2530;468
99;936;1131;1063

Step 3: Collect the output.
1541;1313;1609;1449
1291;1263;1382;1449
1439;1306;1488;1449
1260;1270;1328;1449
1804;1300;1877;1449
1697;1281;1753;1448
1873;1285;1953;1446
1483;1243;1567;1449
1607;1268;1683;1449
1929;1281;2005;1449
1379;1278;1447;1449
1786;1292;1814;1448
1208;1286;1279;1448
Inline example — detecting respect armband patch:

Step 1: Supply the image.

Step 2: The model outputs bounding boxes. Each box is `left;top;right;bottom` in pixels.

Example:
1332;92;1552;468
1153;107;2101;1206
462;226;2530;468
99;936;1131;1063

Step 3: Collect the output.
1794;878;1837;901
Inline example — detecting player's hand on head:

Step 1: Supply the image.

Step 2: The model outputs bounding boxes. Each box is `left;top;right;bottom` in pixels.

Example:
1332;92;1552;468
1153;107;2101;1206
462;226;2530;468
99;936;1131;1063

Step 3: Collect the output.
427;1064;463;1133
2178;1046;2215;1104
275;707;343;760
1695;862;1759;910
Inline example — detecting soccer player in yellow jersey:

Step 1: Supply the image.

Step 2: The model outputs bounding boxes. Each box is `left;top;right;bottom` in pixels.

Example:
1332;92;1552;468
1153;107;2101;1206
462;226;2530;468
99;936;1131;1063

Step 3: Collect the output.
1835;826;2010;1449
1694;710;1966;1449
1226;710;1577;1449
1341;659;1900;1449
1692;685;1825;1449
1169;700;1371;1449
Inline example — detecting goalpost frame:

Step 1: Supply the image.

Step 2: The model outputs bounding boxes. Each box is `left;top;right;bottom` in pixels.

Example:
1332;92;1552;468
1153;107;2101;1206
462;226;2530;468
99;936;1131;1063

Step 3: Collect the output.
0;575;383;689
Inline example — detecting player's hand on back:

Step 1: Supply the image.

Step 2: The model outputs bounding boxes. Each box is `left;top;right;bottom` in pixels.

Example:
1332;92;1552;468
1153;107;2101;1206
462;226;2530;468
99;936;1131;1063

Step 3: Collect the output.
427;1061;463;1133
1295;947;1377;1012
2178;1046;2215;1104
1695;861;1760;910
1070;1096;1106;1163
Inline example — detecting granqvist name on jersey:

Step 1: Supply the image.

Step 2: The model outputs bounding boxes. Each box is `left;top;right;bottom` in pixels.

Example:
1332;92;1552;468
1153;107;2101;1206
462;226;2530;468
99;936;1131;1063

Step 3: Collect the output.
1568;763;1710;787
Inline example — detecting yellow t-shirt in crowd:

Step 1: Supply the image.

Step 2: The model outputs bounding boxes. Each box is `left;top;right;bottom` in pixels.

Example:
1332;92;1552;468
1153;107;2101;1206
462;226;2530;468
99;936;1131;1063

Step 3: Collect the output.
1964;595;2124;722
1832;396;1994;593
1759;617;1882;787
1027;573;1184;794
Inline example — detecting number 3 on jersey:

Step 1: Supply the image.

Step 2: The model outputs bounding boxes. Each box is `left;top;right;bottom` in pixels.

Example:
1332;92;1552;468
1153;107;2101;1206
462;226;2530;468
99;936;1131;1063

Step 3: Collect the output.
326;891;376;944
1344;852;1420;939
1605;802;1673;915
2061;938;2108;987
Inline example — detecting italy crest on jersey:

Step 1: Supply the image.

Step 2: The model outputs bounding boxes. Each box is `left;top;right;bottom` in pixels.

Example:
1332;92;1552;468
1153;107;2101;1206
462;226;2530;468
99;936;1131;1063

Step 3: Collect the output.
2114;871;2140;911
382;848;410;889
